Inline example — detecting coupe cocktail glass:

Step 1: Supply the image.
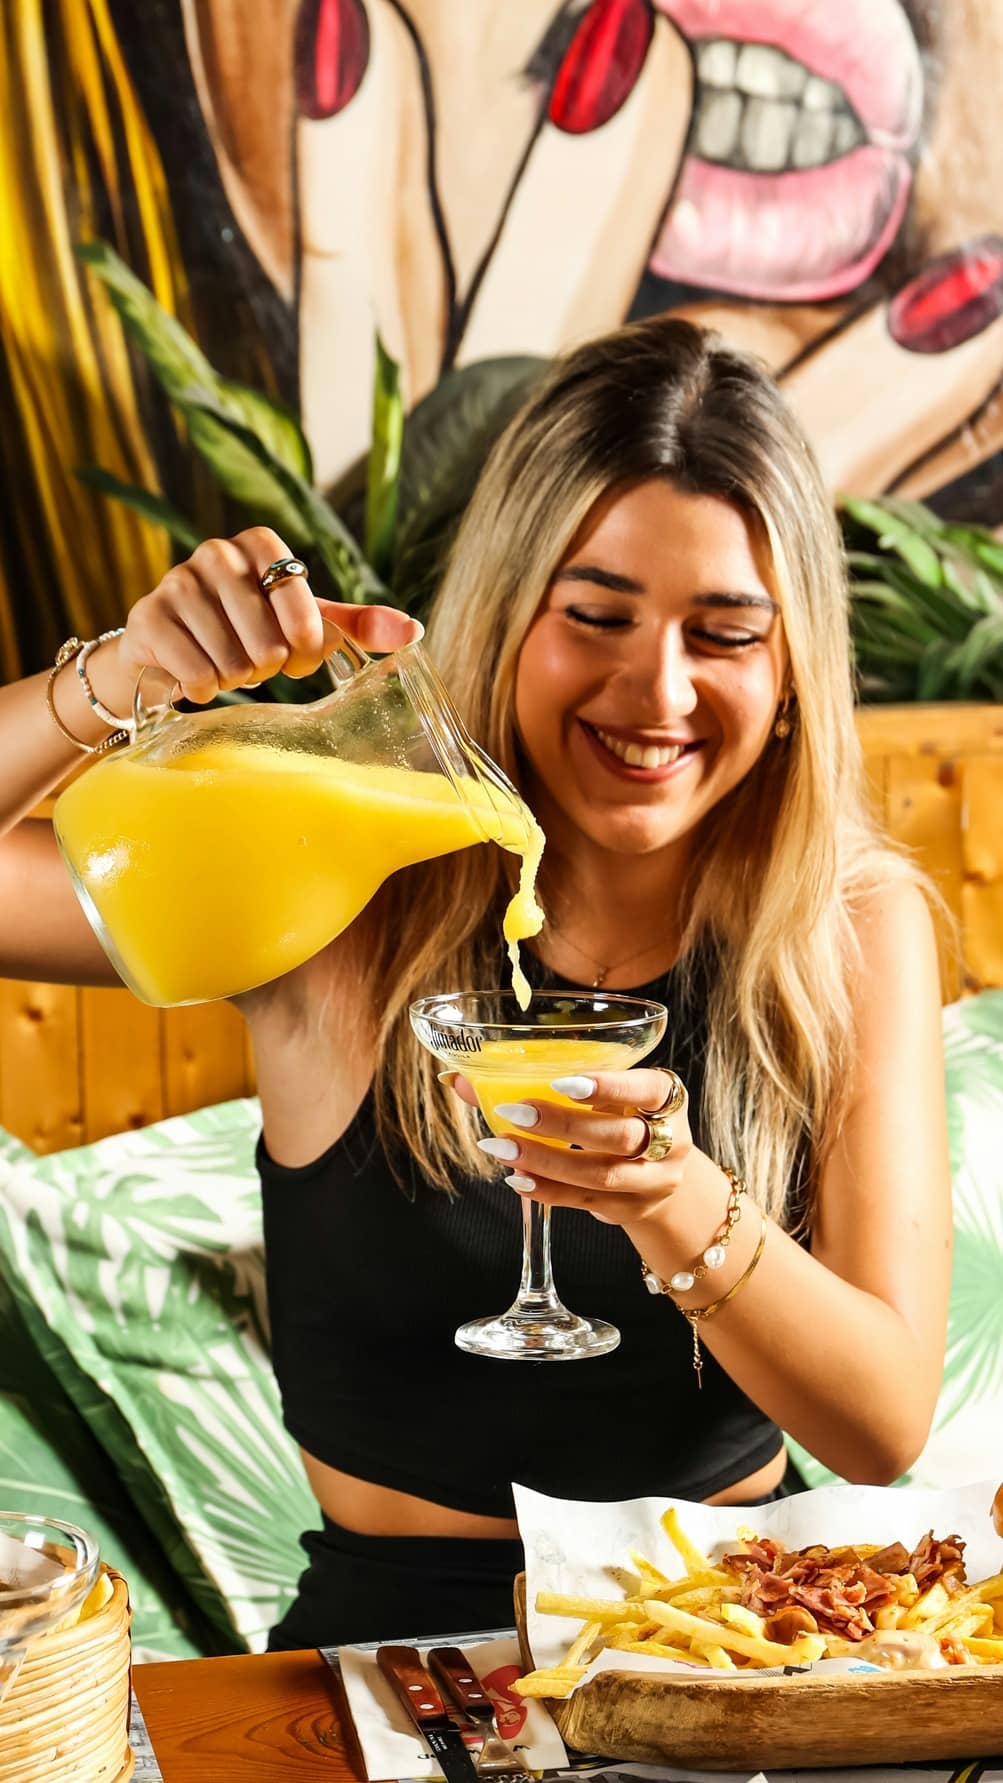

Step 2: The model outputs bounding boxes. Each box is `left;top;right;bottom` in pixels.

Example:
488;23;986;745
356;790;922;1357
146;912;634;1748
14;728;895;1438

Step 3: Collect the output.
0;1513;100;1700
410;991;667;1361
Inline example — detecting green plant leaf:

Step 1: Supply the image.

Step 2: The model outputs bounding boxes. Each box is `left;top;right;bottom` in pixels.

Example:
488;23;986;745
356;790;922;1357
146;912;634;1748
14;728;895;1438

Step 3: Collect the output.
393;355;547;613
365;336;404;580
76;240;313;481
74;466;202;551
841;496;944;586
177;386;389;604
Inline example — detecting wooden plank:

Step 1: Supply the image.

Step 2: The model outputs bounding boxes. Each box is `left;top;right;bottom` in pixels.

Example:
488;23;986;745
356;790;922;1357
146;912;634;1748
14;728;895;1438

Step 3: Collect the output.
133;1651;354;1783
885;754;966;1002
80;985;165;1141
856;703;1003;758
0;979;84;1153
959;757;1003;991
162;1001;252;1117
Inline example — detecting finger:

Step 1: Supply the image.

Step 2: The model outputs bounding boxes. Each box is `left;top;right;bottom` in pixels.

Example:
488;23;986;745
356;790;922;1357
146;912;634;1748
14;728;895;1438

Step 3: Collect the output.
501;1169;666;1226
549;1068;688;1114
486;1096;650;1158
175;573;264;692
316;598;424;655
439;1071;479;1108
479;1131;689;1198
137;614;224;707
226;527;327;677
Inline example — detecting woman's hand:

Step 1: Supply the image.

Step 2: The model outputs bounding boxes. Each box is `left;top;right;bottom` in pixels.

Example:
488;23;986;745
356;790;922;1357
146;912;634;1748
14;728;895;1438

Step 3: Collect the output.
113;526;421;706
450;1068;693;1229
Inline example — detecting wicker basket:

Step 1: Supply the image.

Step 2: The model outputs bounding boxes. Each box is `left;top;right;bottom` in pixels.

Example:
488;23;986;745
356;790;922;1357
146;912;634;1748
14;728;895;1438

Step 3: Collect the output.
0;1567;133;1782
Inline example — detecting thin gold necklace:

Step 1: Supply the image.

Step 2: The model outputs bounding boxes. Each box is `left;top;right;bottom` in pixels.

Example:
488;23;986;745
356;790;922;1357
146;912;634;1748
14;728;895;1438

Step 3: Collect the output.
548;930;674;989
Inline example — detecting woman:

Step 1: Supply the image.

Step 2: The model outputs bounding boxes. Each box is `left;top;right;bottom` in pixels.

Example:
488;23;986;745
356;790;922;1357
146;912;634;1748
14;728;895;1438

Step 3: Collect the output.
0;319;951;1648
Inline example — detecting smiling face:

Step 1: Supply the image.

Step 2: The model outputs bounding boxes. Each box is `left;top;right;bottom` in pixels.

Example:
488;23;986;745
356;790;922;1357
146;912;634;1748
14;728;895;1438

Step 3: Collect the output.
513;479;789;864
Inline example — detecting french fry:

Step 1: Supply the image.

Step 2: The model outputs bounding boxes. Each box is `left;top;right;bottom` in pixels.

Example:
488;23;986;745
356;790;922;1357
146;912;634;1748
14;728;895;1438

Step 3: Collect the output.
974;1571;1003;1602
719;1603;767;1639
511;1675;581;1698
627;1548;673;1590
536;1591;647;1623
618;1639;711;1665
691;1643;737;1670
966;1638;1003;1661
903;1582;950;1625
670;1585;741;1611
646;1597;826;1666
660;1507;714;1576
562;1620;603;1667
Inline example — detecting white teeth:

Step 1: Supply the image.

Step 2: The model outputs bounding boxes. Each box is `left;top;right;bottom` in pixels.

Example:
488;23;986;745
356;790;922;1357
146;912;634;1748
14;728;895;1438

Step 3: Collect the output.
594;728;684;769
802;73;844;112
734;42;807;102
696;89;742;162
696;39;737;88
741;96;797;173
693;38;866;173
791;109;833;170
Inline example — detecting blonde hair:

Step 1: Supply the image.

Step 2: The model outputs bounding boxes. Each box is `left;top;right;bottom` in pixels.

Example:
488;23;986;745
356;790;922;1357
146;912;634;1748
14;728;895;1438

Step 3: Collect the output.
364;317;924;1229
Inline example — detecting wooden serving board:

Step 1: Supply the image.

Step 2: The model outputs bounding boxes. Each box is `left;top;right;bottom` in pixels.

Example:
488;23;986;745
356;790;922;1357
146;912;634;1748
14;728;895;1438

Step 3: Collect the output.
514;1573;1003;1770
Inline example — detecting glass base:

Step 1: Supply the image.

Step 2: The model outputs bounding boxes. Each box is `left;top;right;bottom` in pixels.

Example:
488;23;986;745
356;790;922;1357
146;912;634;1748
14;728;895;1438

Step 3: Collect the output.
455;1303;621;1361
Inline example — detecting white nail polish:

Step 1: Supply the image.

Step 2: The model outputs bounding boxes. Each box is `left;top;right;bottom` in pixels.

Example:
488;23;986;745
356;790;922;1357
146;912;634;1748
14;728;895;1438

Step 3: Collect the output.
477;1136;520;1161
551;1076;596;1100
505;1173;537;1194
494;1102;539;1128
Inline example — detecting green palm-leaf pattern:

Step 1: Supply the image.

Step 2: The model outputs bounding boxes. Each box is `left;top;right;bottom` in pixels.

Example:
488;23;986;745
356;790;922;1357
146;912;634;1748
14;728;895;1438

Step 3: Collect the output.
788;992;1003;1492
0;1100;319;1652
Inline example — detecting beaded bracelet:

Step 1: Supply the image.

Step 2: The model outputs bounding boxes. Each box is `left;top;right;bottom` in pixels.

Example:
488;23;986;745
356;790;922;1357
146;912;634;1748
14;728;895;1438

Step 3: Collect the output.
46;632;129;755
640;1165;746;1298
677;1215;768;1387
75;629;128;730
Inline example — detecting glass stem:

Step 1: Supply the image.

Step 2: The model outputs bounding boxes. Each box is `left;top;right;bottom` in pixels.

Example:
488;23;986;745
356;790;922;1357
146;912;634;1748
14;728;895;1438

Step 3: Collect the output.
517;1197;563;1310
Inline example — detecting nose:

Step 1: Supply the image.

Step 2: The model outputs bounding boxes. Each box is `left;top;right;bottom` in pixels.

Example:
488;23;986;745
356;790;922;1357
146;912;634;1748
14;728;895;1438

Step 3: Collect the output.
635;625;699;721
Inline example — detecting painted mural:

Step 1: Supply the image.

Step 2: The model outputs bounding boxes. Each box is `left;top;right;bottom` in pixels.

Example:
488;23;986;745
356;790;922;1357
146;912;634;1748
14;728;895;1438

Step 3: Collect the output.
1;0;1002;677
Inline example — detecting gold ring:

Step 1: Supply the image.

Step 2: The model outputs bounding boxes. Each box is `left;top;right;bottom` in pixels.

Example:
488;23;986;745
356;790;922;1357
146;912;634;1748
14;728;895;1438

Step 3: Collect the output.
637;1069;687;1119
260;557;308;593
633;1111;674;1163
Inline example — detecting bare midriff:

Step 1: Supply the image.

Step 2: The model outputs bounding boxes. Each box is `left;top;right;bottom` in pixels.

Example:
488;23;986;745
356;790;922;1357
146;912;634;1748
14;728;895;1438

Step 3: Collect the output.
300;1445;788;1539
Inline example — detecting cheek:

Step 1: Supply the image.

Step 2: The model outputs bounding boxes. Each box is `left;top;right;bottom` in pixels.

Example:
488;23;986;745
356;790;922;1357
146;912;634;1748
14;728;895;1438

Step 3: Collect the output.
514;626;592;743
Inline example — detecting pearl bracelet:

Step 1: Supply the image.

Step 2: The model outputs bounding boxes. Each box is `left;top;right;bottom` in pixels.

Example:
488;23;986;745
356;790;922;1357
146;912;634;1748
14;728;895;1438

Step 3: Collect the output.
640;1164;746;1297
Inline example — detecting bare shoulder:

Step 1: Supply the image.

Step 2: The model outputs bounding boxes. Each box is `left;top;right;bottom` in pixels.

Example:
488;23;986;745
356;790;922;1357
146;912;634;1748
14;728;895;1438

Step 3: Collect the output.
850;875;939;974
845;876;943;1081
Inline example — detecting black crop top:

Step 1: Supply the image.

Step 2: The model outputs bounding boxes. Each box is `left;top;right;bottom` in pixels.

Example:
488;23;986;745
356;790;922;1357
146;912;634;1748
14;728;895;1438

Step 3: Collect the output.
259;954;794;1518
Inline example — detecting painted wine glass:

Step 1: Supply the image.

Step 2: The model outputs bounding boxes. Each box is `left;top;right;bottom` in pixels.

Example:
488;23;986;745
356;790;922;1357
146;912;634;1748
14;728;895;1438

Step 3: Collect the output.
410;991;667;1361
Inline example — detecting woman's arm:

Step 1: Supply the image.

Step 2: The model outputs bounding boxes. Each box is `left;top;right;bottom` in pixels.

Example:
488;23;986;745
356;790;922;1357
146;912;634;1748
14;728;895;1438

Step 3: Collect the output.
464;879;951;1484
0;528;421;989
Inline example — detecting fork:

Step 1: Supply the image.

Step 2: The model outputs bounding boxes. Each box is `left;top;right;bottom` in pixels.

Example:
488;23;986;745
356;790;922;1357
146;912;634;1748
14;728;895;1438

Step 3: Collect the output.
427;1646;531;1777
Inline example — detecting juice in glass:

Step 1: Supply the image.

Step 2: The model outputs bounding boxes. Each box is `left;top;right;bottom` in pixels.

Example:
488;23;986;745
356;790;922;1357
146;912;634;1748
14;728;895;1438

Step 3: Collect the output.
464;1036;638;1145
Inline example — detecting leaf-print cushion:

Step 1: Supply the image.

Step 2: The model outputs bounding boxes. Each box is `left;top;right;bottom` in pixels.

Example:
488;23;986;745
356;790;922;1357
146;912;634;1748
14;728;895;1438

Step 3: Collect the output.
789;990;1003;1491
0;1099;320;1653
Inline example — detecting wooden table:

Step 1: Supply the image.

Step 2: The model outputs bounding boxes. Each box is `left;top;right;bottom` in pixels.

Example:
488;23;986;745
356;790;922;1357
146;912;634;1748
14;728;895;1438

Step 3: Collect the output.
133;1651;365;1781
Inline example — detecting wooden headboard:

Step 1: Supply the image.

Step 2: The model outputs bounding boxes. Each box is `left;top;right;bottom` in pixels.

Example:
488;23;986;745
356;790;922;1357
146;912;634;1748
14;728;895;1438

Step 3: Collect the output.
2;705;1000;1155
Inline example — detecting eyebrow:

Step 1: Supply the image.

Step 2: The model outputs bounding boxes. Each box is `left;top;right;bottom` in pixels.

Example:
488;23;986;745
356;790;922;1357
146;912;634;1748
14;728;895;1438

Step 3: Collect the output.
554;564;778;614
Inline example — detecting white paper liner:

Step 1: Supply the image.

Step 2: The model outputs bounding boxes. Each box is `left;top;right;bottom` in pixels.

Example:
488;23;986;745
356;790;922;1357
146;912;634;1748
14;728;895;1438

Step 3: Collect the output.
514;1477;1003;1692
339;1633;569;1780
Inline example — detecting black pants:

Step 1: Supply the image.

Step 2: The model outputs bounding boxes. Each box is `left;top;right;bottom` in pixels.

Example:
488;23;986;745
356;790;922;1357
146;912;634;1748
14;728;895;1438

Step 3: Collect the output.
267;1463;805;1651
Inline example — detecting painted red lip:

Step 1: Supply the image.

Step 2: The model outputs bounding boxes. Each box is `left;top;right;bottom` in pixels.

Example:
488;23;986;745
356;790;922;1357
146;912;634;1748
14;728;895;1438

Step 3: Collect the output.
651;0;923;302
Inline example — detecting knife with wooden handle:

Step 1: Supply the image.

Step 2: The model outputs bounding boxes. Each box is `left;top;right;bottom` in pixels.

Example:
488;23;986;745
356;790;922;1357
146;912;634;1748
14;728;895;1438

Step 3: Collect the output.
377;1645;480;1783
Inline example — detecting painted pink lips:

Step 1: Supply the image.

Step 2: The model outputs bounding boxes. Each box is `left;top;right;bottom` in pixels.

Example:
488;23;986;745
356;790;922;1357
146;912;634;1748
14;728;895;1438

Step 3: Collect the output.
651;0;925;301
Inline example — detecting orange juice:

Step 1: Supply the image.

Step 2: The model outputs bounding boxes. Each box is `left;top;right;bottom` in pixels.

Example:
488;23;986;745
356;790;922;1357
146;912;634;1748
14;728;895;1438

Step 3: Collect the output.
466;1037;637;1148
54;742;544;1007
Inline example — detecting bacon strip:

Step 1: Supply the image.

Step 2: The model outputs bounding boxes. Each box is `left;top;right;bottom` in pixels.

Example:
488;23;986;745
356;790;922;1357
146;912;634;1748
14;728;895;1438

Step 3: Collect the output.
719;1530;967;1642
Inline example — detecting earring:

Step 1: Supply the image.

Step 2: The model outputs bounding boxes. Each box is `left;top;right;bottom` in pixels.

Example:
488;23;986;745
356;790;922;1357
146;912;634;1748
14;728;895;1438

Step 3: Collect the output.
774;696;794;739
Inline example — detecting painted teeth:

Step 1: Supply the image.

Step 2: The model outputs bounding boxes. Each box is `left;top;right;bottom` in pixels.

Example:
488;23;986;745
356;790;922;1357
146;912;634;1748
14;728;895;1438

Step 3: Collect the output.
693;38;866;173
594;728;684;769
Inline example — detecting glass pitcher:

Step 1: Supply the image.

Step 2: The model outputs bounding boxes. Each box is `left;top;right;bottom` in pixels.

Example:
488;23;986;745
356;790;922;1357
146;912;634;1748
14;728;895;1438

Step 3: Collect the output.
53;625;533;1007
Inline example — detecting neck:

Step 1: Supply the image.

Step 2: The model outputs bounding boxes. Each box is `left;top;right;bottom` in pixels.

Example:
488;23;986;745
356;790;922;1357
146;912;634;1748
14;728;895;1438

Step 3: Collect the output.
530;790;693;985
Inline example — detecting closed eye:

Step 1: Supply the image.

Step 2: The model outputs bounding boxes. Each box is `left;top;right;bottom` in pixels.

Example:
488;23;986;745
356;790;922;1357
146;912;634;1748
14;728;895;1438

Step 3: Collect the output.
689;629;764;649
566;607;632;630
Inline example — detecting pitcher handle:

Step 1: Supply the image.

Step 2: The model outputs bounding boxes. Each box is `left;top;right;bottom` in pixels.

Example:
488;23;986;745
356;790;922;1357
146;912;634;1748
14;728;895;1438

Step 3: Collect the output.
128;613;373;735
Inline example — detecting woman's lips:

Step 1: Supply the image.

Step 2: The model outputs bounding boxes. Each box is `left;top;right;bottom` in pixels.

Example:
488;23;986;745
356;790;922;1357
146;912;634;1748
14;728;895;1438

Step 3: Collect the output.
651;0;923;301
653;149;912;302
579;721;703;783
656;0;922;143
